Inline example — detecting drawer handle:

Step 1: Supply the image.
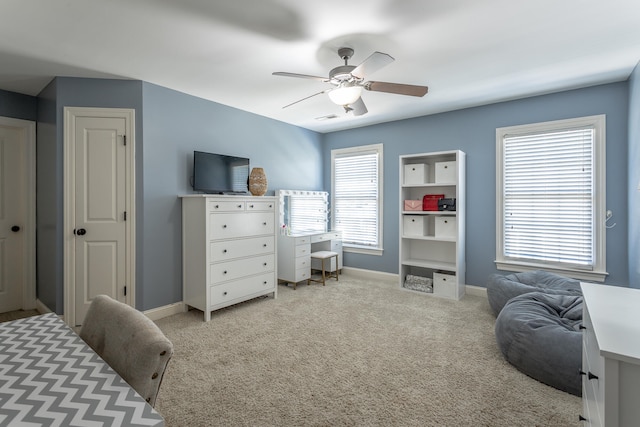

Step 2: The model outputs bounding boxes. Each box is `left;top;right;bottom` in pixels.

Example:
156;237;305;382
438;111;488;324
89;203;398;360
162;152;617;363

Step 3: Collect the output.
223;224;227;228
579;415;587;422
223;291;228;296
263;281;268;285
263;262;267;266
223;270;228;274
215;204;219;208
263;222;267;226
249;204;254;208
237;204;242;208
223;249;228;253
263;244;267;247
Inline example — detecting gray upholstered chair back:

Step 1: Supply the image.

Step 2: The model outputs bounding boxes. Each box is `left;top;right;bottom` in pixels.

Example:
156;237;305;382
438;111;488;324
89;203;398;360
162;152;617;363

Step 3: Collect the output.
79;295;174;407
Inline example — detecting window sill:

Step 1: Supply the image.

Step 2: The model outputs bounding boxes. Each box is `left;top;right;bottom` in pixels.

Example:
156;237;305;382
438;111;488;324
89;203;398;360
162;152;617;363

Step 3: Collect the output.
495;260;607;282
343;245;383;256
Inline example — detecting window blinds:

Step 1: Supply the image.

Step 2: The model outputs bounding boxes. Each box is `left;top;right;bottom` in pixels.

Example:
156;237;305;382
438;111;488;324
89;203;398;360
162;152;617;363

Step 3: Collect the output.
502;127;595;268
333;152;379;247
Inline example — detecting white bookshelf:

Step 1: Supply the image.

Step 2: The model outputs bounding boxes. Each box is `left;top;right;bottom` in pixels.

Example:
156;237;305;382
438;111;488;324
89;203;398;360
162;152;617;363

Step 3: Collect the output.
399;150;465;300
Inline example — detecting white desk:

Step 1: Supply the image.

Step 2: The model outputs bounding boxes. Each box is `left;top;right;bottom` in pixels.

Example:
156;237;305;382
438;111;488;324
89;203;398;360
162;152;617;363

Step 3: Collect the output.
277;230;342;287
0;313;164;426
581;283;640;426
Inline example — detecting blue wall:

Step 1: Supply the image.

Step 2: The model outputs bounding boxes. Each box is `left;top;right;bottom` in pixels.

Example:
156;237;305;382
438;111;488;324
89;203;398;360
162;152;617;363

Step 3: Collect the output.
140;82;323;309
323;83;630;287
32;78;144;313
629;63;640;288
0;75;635;313
35;80;59;311
30;78;323;313
0;88;37;121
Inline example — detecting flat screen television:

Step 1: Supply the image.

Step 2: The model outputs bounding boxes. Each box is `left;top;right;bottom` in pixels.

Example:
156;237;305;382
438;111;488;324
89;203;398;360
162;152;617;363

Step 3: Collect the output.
192;151;250;194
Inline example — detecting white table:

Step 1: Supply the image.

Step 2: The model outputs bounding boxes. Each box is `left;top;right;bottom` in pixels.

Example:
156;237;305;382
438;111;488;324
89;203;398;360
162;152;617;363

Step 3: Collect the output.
581;283;640;426
277;230;342;287
0;313;164;426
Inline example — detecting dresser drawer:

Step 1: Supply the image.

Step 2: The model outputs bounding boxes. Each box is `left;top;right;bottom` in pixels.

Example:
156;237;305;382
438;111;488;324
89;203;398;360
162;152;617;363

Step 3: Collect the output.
210;236;274;261
295;244;311;258
211;254;274;283
209;272;275;307
583;342;603;426
294;268;310;282
311;233;332;243
209;212;274;239
582;305;604;426
294;236;310;245
208;200;245;211
295;255;310;270
246;201;275;211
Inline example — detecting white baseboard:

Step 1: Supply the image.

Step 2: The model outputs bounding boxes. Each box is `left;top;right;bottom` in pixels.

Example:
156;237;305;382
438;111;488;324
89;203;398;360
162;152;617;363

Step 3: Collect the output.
341;266;399;282
144;302;185;321
464;284;488;297
35;299;52;314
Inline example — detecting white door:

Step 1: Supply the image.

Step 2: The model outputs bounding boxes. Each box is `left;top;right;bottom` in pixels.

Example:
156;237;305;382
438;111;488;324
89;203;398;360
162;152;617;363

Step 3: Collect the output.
64;108;135;328
0;118;35;313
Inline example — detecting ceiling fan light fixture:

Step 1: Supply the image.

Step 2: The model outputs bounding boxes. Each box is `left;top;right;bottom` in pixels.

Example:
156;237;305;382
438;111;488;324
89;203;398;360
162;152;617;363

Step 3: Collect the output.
327;85;362;106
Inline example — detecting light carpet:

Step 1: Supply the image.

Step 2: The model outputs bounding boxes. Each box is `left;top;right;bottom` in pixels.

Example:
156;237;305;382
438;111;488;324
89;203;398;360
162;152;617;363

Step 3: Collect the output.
154;275;581;426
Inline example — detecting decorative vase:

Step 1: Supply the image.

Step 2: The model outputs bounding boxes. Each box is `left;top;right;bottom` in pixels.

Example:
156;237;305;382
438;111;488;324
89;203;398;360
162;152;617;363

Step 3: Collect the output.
248;167;268;196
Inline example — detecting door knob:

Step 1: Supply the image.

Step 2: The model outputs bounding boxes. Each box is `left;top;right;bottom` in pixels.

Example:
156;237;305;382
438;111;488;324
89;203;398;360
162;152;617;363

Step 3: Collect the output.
75;228;87;236
11;225;20;232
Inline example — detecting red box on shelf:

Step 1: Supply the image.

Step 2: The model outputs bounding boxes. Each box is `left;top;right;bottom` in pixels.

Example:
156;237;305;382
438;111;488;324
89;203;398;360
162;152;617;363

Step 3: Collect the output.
422;194;445;211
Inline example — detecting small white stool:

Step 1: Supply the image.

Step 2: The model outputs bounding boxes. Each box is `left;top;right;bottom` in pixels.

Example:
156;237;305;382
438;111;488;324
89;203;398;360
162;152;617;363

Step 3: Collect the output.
308;251;339;286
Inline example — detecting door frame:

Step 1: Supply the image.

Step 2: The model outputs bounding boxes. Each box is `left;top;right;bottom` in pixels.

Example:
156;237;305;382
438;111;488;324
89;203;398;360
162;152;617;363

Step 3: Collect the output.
63;107;136;326
0;116;36;310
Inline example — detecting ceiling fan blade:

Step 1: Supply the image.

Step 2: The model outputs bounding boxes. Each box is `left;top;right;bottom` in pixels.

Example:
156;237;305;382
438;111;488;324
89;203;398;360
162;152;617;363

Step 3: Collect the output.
272;71;328;82
282;89;330;109
365;81;428;97
349;97;368;116
351;52;394;79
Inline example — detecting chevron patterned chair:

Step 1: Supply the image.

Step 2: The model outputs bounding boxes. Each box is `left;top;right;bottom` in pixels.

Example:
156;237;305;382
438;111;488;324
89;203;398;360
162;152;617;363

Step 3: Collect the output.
79;295;174;407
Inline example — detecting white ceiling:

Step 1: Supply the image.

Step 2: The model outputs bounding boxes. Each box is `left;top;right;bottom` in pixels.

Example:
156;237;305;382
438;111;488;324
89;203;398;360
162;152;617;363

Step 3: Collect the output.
1;0;639;133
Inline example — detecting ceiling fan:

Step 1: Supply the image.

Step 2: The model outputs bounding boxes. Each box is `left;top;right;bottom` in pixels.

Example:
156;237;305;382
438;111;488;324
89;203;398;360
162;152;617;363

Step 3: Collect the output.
273;47;428;116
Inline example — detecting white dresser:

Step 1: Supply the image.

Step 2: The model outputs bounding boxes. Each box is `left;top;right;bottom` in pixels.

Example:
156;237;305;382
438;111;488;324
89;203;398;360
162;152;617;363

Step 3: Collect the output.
278;231;342;288
181;195;277;321
581;282;640;426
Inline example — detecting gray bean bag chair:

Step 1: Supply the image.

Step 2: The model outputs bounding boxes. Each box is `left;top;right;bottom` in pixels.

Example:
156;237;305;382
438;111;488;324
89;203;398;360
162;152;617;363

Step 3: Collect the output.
487;270;582;316
495;292;583;396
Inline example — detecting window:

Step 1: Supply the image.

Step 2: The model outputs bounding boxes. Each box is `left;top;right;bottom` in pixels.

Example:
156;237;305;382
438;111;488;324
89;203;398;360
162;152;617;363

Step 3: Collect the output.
331;144;383;255
496;115;606;281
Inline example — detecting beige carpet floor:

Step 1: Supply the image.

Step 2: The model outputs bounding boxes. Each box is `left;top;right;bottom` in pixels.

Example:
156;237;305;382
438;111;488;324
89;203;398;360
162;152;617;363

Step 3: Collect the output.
154;275;581;426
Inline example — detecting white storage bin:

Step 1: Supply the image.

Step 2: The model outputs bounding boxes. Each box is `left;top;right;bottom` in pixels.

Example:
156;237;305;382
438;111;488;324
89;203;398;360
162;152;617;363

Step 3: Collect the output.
404;164;428;185
433;272;457;298
403;215;425;236
434;216;456;238
435;161;456;183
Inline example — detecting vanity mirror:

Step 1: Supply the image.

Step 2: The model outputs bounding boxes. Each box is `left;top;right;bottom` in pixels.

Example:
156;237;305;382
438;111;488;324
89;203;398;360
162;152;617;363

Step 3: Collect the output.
277;190;329;234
